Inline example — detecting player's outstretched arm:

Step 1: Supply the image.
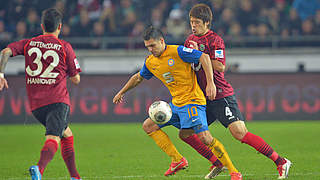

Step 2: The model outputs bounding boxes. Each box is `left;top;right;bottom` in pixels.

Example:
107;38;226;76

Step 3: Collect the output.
113;72;144;104
199;53;216;100
0;48;12;91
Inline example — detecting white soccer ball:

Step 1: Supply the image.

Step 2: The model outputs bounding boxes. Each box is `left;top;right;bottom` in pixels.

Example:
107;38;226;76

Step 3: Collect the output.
148;100;172;125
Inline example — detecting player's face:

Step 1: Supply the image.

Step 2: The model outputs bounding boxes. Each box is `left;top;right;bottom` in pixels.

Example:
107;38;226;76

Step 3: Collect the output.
190;16;209;36
144;38;165;57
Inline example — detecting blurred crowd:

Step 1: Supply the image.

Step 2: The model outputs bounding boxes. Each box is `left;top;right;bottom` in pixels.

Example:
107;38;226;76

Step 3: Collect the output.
0;0;320;49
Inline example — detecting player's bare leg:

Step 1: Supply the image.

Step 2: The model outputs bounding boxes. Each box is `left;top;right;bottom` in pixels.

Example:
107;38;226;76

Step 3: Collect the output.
229;120;291;179
228;121;247;141
61;127;81;180
143;118;188;176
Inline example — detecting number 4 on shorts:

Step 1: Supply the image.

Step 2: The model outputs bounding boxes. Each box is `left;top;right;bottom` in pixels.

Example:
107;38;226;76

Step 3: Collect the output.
225;107;233;117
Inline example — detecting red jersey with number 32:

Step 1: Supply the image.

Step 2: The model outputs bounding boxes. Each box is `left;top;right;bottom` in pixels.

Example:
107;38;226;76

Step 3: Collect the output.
7;34;81;110
185;30;234;100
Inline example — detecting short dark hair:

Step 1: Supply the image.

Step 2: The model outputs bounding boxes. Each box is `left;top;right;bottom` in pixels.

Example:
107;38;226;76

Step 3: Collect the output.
189;4;213;28
143;26;164;41
41;8;62;33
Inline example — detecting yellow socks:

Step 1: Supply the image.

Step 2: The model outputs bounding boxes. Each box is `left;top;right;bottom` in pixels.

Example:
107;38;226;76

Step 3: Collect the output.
208;138;239;174
149;129;183;162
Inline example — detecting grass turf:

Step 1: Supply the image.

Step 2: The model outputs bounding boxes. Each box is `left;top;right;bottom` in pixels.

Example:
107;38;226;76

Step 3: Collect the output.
0;121;319;180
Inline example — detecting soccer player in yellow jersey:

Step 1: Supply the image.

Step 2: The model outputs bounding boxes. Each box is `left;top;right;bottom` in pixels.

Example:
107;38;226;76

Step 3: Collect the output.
113;26;242;180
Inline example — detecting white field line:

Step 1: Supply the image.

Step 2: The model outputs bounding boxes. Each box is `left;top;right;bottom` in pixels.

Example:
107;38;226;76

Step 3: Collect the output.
4;172;320;180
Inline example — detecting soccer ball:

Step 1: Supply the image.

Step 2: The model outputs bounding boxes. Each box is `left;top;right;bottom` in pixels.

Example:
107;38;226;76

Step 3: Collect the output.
148;100;172;125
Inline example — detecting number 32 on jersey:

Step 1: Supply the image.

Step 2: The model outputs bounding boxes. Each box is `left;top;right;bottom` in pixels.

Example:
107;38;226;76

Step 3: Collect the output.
26;47;60;85
26;47;60;78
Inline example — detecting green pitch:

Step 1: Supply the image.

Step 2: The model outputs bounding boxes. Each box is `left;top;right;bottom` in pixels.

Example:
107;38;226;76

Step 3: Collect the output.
1;121;320;180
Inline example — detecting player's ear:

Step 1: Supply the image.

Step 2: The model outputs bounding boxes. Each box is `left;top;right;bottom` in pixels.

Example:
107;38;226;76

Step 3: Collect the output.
204;21;210;28
57;23;62;31
160;37;165;44
40;24;45;32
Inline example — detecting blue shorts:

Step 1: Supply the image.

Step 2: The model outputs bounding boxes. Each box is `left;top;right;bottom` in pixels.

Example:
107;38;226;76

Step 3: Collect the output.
158;103;209;134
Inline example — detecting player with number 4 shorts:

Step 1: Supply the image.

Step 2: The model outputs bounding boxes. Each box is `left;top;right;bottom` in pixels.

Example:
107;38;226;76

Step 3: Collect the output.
185;4;291;179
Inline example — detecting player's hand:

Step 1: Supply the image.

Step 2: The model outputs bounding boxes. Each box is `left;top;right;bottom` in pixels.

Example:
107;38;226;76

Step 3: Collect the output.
206;83;216;100
0;77;9;91
188;40;199;50
113;92;124;104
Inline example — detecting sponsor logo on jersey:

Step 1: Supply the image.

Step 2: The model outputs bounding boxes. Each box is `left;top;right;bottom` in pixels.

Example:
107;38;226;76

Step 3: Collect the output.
183;47;193;53
199;44;205;51
74;58;81;69
215;50;224;58
168;59;174;66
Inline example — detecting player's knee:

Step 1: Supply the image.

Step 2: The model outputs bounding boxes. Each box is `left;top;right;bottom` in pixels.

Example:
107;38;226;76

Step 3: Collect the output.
63;127;73;138
196;130;213;145
46;135;60;144
229;121;248;141
178;132;187;140
232;134;242;141
142;123;150;134
199;136;211;145
231;128;247;141
179;129;194;139
142;118;158;134
197;134;211;145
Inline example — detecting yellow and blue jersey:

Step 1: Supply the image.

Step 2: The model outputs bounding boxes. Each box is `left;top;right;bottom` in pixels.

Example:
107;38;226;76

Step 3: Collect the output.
140;45;206;107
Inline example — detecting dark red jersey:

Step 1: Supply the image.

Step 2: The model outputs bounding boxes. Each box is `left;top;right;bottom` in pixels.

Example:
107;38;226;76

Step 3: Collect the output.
7;34;81;110
185;30;234;100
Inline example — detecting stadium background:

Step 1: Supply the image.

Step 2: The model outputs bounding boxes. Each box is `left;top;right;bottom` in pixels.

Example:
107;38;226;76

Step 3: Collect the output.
1;1;320;180
0;0;319;123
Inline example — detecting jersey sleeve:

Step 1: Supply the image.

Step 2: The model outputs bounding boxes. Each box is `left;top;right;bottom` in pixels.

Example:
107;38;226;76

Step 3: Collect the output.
139;62;153;80
64;42;81;77
7;39;29;57
211;36;226;65
184;36;192;47
177;45;202;63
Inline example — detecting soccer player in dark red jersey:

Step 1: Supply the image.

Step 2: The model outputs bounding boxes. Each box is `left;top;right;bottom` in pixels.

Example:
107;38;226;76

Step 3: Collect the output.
0;8;81;180
184;4;291;179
